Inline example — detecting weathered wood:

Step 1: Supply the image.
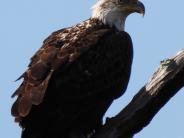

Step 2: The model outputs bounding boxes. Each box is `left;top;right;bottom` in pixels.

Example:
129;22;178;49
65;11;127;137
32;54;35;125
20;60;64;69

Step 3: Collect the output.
93;49;184;138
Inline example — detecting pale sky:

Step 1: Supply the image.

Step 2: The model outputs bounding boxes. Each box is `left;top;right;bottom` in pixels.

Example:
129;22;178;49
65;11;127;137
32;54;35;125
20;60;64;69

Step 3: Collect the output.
0;0;184;138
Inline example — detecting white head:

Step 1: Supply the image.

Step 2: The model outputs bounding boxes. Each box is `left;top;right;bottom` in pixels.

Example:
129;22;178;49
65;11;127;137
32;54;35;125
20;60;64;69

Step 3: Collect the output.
92;0;145;31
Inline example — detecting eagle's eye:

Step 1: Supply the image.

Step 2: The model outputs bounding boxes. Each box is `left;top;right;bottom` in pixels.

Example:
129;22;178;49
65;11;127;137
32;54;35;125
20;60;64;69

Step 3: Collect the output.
117;0;129;4
118;0;124;4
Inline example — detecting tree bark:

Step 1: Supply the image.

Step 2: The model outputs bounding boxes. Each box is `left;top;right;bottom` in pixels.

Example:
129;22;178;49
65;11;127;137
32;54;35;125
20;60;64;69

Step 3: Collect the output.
92;49;184;138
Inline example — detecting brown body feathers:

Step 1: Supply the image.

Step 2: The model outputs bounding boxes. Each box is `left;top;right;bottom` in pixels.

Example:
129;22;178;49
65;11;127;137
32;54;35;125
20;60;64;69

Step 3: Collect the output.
12;18;133;138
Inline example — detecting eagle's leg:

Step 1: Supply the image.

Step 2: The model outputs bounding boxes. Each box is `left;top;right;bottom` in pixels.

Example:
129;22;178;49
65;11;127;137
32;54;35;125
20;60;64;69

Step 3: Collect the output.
67;128;86;138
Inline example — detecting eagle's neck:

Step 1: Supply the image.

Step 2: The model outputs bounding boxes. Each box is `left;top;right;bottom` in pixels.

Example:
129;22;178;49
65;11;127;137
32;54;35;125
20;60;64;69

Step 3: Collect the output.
92;2;128;31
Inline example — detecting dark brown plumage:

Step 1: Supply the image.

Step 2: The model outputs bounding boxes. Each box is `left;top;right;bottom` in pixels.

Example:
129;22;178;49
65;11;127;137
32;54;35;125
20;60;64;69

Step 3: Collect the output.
12;18;133;138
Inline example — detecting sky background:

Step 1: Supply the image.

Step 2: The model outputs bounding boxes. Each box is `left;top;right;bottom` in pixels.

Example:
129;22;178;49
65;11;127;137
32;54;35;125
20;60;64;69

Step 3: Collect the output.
1;0;184;138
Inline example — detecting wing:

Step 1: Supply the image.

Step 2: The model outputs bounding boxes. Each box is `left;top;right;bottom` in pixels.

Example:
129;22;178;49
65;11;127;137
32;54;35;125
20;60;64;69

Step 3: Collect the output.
11;24;112;122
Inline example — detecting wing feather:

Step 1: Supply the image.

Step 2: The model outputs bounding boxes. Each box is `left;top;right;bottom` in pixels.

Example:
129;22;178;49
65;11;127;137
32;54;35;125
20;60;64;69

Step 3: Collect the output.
11;20;112;122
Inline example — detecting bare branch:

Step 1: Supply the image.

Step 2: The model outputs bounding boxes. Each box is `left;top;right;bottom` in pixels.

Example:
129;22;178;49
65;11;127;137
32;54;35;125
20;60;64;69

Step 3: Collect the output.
93;49;184;138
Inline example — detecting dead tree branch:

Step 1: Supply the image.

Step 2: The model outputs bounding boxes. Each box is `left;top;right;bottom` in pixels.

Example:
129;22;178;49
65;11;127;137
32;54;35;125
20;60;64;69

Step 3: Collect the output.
93;49;184;138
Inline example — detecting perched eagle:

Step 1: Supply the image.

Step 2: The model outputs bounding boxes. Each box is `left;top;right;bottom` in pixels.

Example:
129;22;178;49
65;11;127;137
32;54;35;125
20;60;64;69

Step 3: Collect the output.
12;0;145;138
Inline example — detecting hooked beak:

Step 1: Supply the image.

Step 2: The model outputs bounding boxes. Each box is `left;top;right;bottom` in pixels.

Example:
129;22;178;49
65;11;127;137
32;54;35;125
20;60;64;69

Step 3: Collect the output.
134;1;145;16
122;1;145;16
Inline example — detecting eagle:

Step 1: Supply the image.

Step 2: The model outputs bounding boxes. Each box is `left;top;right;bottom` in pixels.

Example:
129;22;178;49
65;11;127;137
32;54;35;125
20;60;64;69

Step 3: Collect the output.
12;0;145;138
